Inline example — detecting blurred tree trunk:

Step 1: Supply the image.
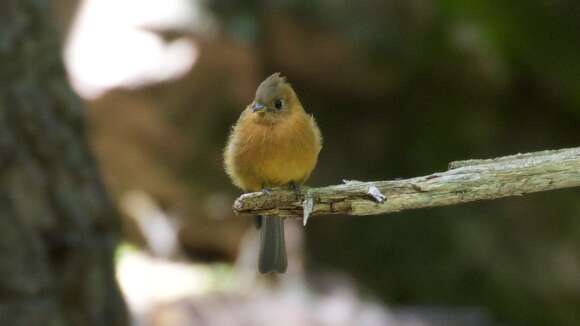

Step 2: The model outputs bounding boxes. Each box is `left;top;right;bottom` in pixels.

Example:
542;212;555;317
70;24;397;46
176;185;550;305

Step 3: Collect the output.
0;1;127;326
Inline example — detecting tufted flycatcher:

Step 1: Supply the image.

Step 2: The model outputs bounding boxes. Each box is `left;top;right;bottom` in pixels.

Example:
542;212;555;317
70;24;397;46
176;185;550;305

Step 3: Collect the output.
224;73;322;273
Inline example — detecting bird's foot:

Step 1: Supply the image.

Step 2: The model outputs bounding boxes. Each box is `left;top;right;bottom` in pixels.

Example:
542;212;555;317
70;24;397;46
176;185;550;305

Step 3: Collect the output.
289;182;301;195
261;188;272;195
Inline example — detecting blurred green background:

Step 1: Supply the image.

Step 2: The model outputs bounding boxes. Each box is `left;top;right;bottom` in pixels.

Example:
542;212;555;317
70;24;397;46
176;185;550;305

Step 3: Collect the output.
62;0;580;325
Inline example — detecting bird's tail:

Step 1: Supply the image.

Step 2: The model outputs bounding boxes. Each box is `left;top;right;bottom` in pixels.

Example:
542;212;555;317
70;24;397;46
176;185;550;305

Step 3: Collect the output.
258;216;287;273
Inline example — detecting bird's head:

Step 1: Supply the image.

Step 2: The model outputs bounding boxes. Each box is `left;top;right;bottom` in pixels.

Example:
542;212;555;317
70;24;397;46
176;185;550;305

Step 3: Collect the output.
249;73;301;124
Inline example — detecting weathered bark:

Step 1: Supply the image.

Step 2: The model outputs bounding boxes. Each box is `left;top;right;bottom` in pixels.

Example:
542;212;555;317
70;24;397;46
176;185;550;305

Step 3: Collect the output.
234;147;580;219
0;1;127;325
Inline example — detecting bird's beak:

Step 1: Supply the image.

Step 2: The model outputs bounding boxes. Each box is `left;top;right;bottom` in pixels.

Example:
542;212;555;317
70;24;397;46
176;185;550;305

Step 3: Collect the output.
252;102;266;112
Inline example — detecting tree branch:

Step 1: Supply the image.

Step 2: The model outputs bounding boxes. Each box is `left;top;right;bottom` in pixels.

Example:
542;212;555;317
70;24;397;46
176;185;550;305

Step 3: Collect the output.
233;147;580;220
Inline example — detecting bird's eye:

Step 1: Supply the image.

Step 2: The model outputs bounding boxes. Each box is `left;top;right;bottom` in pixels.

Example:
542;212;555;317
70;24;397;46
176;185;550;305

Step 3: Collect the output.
274;99;283;110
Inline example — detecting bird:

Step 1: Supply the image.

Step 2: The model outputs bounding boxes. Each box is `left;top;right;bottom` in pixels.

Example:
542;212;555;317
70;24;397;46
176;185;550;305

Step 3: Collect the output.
224;72;322;273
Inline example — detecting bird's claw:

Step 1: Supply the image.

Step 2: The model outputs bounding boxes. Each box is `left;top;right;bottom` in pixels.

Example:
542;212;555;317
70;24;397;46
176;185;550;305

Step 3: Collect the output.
289;182;301;195
261;188;272;195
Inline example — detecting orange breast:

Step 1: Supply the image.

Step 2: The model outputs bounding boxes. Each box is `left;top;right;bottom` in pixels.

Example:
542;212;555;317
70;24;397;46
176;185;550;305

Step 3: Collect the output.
225;111;321;192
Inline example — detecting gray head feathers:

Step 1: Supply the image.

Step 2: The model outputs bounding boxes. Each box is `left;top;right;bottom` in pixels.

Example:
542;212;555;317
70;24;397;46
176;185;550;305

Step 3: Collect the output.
255;72;289;102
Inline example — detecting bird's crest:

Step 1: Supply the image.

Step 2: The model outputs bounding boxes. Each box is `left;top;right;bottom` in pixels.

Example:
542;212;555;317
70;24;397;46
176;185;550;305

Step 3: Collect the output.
256;72;289;100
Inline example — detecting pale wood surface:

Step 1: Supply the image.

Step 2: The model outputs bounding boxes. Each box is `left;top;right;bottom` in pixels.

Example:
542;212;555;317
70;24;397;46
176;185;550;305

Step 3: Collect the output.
233;147;580;219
